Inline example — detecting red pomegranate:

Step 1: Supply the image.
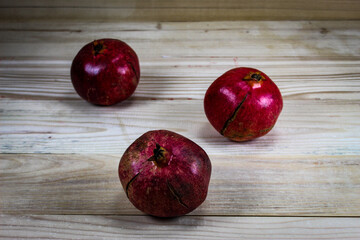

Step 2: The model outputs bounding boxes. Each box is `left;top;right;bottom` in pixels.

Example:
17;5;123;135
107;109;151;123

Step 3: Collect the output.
71;38;140;105
118;130;212;217
204;67;283;141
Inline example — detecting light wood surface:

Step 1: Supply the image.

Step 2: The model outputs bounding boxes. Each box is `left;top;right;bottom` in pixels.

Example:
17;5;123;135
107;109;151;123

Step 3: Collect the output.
1;154;360;215
1;98;359;156
1;215;360;240
1;0;360;21
1;5;360;239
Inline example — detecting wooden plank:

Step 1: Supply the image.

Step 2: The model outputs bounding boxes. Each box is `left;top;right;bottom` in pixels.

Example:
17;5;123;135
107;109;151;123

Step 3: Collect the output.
1;215;360;240
1;58;359;101
1;21;360;59
0;21;359;101
1;99;359;155
2;20;360;35
0;0;360;21
1;154;359;215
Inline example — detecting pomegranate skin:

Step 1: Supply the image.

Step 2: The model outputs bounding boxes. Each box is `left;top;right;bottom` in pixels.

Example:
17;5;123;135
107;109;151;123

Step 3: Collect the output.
204;67;283;141
119;130;212;217
71;38;140;105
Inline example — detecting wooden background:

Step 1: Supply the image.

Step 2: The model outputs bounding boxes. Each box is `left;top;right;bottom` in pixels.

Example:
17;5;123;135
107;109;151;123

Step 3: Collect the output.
1;0;360;239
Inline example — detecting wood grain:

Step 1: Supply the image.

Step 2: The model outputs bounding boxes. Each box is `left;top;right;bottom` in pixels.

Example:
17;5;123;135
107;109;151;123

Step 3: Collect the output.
1;0;360;21
1;21;360;59
1;58;360;101
1;98;359;155
1;215;360;240
0;21;359;156
1;154;359;215
1;21;359;101
0;8;360;237
0;1;359;237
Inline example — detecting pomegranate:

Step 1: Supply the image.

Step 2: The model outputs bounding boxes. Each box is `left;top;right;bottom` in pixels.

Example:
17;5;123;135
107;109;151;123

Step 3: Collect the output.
71;38;140;105
204;67;283;141
118;130;212;217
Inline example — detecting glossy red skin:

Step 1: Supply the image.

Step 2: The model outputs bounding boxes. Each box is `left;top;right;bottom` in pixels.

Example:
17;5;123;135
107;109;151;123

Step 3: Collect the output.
204;67;283;141
118;130;212;217
71;39;140;105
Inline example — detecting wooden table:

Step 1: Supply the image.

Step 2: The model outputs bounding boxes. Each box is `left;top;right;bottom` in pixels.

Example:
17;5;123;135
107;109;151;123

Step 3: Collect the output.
1;1;360;239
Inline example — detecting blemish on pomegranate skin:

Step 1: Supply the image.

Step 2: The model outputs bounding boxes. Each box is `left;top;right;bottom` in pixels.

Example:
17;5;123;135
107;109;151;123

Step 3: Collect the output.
86;87;96;101
126;172;140;197
220;93;248;135
167;180;189;209
259;124;275;133
126;61;139;79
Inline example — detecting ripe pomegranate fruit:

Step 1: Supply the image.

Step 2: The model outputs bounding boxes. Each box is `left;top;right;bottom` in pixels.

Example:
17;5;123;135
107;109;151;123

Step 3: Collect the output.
71;38;140;105
204;67;283;141
118;130;212;217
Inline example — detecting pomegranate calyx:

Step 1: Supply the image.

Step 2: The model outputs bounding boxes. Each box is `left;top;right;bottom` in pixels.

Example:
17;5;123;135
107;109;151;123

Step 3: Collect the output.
154;143;165;158
92;40;106;56
251;73;262;81
148;143;170;167
243;71;265;82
